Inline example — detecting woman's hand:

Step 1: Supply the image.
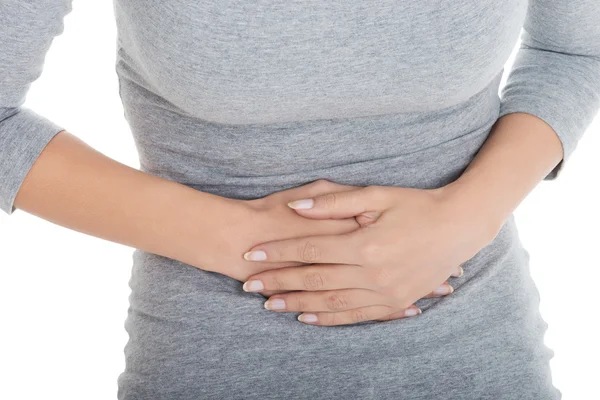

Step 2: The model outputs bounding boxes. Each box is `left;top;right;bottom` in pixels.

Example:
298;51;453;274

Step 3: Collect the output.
240;183;501;326
204;180;362;297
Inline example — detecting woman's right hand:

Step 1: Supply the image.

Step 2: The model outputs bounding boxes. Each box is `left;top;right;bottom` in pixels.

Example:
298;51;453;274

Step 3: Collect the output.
198;180;362;297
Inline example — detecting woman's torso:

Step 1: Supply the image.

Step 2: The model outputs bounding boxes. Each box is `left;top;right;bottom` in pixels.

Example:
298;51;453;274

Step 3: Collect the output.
112;1;560;398
113;0;527;196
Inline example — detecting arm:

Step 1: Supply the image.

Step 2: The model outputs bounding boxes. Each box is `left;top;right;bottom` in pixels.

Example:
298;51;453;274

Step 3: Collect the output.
0;2;235;267
443;0;600;235
442;112;564;235
12;129;243;268
1;2;359;279
232;0;600;326
11;129;361;289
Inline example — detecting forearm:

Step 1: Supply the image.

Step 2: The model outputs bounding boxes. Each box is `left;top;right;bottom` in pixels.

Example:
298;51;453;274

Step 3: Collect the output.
441;112;564;237
13;130;237;268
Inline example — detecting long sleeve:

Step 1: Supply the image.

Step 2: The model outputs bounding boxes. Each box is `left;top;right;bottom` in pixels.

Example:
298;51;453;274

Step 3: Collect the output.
0;1;73;215
498;0;600;180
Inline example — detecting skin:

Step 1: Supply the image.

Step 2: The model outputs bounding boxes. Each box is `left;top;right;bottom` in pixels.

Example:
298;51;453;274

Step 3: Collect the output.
14;111;562;326
240;112;564;326
13;130;361;290
12;130;458;301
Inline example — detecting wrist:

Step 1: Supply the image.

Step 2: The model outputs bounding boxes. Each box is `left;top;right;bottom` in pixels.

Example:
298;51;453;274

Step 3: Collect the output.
159;185;249;269
431;112;563;245
433;178;508;245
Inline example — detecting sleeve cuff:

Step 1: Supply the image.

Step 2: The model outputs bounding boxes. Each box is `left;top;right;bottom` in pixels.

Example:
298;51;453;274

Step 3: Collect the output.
0;107;64;215
498;42;600;181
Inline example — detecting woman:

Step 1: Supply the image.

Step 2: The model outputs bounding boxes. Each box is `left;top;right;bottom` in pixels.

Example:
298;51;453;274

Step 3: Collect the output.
1;0;598;398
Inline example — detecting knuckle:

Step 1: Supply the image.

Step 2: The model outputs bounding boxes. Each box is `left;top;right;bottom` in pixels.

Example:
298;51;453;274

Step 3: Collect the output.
351;308;369;324
325;292;348;311
323;192;337;209
294;296;307;311
271;275;286;291
299;240;320;263
303;271;325;290
272;245;288;262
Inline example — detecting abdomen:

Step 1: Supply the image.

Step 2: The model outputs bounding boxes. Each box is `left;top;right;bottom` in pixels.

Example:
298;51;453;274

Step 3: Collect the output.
117;216;560;399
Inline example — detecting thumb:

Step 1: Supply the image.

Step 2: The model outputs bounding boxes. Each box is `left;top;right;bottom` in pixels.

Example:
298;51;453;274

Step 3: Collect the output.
287;187;385;220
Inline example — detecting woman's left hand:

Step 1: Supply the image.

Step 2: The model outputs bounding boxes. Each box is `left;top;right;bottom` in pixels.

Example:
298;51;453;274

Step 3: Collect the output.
241;182;500;326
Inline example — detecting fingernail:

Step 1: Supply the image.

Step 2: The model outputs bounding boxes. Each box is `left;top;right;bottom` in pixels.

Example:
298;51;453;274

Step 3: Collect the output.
264;298;286;310
452;265;464;277
244;250;267;261
243;280;264;292
298;313;318;323
287;199;314;209
405;307;422;317
434;284;453;296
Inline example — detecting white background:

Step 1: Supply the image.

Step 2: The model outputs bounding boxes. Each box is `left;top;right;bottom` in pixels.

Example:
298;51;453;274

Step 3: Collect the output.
1;2;598;399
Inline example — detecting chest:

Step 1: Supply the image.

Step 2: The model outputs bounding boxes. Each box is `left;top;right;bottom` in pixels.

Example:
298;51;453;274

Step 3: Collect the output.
115;0;528;124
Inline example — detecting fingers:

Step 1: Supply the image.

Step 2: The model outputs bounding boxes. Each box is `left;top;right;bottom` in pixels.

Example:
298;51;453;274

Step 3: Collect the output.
420;265;463;298
264;288;387;313
295;304;421;326
244;263;465;294
274;179;361;203
259;282;454;314
450;264;464;278
300;179;362;196
243;233;361;265
287;186;389;220
243;264;366;293
375;307;422;322
260;289;291;297
422;281;454;298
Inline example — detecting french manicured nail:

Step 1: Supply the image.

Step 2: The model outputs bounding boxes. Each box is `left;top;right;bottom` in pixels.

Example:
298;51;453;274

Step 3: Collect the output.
264;298;286;310
298;313;318;323
405;307;422;317
434;284;454;296
243;280;264;292
287;199;314;209
451;265;464;277
244;250;267;261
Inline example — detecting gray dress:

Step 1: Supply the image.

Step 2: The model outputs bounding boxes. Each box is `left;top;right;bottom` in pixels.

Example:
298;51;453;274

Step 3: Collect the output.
2;1;600;398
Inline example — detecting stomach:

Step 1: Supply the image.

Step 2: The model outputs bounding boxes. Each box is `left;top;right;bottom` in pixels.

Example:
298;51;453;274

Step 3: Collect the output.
117;215;559;399
115;70;560;399
116;65;504;200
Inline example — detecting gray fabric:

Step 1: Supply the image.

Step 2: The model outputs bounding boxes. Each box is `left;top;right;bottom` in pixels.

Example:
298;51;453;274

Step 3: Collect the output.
2;0;600;398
